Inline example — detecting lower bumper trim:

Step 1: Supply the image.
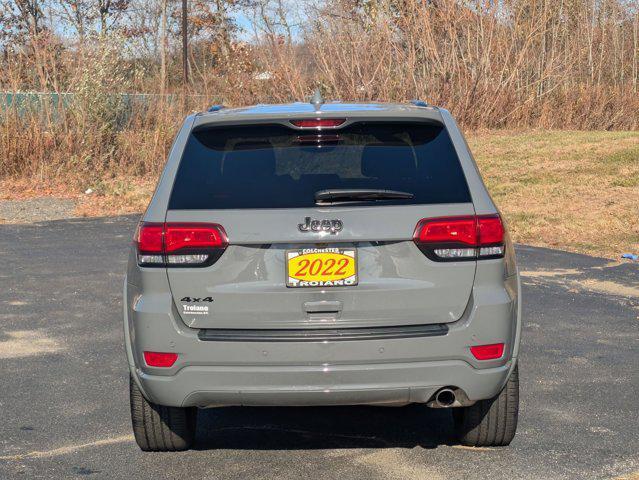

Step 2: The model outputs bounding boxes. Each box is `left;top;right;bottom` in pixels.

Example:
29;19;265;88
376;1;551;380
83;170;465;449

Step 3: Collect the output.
197;323;448;342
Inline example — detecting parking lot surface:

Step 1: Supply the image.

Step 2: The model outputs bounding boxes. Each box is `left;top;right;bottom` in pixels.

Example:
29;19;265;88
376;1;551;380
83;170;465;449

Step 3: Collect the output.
0;216;637;479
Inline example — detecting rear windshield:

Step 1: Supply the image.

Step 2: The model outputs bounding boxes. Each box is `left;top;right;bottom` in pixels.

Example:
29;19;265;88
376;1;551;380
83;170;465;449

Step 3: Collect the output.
168;122;471;209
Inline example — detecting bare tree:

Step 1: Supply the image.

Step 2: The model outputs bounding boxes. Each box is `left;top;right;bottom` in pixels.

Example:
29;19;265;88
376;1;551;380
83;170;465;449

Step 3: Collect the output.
0;0;46;41
56;0;91;44
95;0;129;35
159;0;168;92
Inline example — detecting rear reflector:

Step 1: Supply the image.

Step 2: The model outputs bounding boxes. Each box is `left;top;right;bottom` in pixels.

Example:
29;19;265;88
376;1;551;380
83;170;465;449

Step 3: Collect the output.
470;343;505;360
135;222;228;267
413;215;505;261
290;118;345;128
143;351;178;367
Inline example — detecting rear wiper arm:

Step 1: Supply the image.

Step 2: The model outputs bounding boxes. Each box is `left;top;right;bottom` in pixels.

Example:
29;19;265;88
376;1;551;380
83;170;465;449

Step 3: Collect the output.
315;189;414;204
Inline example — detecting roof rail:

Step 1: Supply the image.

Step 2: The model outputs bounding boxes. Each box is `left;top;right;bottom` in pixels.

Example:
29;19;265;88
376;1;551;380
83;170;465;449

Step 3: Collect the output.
409;99;429;107
207;104;225;112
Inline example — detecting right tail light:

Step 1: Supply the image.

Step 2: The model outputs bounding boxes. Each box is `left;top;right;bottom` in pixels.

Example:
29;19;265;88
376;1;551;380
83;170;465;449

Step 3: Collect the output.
134;222;228;267
413;215;505;261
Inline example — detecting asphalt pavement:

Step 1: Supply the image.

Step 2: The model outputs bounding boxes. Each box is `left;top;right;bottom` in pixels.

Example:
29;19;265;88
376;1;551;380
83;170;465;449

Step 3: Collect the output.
0;216;637;479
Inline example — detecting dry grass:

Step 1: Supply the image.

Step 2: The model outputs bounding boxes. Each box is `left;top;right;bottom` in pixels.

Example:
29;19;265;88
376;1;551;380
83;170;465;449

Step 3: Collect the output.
2;129;636;260
469;130;639;258
615;473;639;480
74;178;156;217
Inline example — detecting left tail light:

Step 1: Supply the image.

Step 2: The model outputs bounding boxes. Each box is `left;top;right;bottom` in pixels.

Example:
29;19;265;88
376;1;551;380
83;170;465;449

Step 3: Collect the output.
413;214;505;261
134;222;228;267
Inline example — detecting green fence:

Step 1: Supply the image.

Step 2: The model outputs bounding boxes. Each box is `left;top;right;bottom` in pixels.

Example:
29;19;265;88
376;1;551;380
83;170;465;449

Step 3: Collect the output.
0;92;212;119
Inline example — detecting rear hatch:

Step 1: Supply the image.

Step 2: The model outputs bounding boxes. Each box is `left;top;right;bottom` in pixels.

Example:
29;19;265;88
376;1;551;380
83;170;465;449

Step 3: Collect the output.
164;120;476;329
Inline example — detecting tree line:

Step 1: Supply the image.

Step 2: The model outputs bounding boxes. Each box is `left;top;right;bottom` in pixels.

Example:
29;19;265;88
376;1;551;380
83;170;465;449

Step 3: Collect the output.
1;0;637;129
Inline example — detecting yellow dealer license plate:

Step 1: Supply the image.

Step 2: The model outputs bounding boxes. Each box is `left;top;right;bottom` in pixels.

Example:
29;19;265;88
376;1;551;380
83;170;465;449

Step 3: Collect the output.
286;248;358;288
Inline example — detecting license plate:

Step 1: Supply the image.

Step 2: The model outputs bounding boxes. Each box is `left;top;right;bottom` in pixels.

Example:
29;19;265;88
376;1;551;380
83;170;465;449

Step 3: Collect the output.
286;248;358;288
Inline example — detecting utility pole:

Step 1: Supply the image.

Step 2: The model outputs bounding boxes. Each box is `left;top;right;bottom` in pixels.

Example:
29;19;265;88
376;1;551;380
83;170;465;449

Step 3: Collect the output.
181;0;189;88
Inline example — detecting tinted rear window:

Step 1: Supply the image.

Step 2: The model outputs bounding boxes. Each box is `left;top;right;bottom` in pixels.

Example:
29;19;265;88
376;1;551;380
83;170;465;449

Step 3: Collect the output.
168;122;471;209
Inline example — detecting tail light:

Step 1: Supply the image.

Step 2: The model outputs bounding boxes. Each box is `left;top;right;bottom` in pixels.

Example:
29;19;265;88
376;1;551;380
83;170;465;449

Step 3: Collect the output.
470;343;505;360
290;118;345;128
134;222;228;267
413;215;504;261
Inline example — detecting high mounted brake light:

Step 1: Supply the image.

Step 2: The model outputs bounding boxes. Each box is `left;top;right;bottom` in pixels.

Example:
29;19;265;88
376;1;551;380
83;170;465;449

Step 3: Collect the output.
290;118;345;128
134;222;228;267
413;215;505;261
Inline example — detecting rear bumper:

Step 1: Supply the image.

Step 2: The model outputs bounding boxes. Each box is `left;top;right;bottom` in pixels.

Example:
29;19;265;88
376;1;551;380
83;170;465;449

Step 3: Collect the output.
137;359;512;407
124;270;520;408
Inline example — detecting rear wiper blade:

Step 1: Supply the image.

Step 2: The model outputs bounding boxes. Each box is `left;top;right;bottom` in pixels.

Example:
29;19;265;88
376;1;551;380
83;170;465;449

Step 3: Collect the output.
315;189;414;203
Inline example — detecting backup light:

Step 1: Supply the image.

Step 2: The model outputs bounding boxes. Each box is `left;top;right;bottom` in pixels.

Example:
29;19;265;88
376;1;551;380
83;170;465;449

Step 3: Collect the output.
433;248;476;259
479;246;505;257
166;254;209;264
137;254;163;264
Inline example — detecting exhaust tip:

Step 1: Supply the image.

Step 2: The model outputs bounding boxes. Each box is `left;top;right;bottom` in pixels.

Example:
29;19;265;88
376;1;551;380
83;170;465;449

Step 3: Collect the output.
435;388;456;407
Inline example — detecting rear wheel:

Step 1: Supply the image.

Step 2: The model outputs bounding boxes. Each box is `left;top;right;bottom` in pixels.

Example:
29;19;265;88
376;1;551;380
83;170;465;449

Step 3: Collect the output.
129;376;197;451
453;364;519;447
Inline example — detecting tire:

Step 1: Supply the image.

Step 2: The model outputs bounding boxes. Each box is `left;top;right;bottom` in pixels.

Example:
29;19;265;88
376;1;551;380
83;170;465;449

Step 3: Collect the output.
453;364;519;447
129;376;197;451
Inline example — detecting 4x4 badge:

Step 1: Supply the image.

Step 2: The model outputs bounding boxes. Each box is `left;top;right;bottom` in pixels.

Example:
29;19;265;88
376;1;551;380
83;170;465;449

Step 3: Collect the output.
298;217;343;234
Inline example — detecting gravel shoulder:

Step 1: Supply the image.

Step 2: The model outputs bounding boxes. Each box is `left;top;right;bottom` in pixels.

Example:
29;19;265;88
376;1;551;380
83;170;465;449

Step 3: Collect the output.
0;198;78;224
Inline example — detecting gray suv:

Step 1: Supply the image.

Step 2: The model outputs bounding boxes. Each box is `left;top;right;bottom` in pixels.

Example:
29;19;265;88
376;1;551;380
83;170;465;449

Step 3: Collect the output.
124;97;521;451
